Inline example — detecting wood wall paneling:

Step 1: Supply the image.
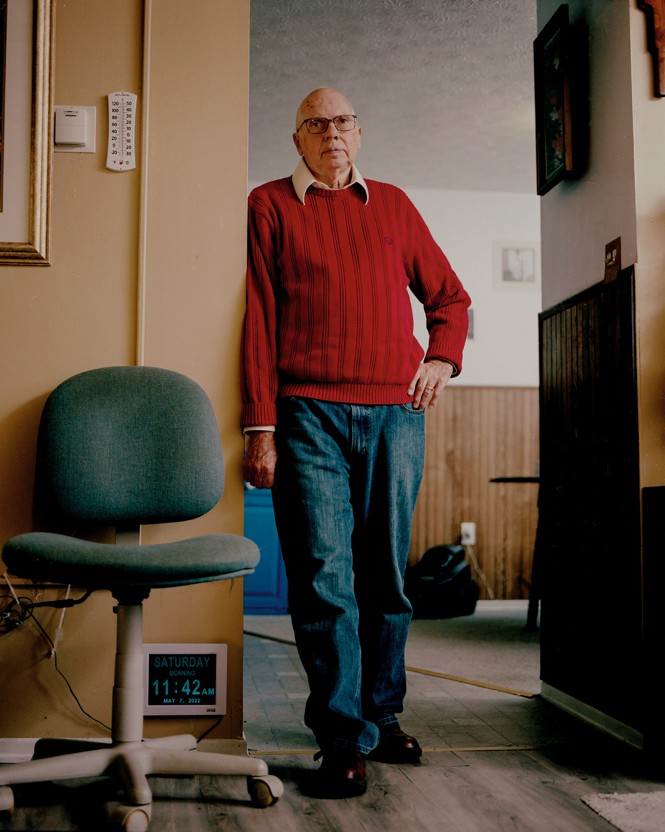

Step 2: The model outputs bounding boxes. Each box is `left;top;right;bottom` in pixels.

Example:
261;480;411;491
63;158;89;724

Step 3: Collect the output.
410;386;540;601
538;269;642;731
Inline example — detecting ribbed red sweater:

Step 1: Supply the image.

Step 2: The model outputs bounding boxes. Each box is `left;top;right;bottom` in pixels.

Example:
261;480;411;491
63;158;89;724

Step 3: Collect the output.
242;177;471;428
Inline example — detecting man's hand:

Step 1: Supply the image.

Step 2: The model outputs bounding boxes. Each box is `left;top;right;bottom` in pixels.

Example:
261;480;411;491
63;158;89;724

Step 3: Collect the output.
243;431;278;489
408;359;454;410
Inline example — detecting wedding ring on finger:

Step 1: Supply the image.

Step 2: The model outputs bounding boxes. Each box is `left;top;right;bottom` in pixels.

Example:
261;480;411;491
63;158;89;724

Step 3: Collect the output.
424;385;435;393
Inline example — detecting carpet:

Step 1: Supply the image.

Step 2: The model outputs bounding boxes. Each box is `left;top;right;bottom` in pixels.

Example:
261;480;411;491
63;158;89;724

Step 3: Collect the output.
581;792;665;832
244;599;541;695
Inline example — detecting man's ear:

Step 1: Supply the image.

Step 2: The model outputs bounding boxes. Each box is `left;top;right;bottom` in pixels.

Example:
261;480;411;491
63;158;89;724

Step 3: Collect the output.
293;132;303;156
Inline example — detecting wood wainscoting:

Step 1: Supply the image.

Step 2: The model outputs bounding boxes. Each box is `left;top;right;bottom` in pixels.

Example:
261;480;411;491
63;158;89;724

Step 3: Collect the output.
538;268;642;732
409;385;540;600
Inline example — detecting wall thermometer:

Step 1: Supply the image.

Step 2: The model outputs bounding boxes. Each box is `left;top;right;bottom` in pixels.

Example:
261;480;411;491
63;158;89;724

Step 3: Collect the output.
106;92;137;171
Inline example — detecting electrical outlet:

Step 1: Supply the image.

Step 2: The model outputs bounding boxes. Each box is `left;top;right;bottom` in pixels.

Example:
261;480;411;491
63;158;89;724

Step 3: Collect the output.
460;522;476;546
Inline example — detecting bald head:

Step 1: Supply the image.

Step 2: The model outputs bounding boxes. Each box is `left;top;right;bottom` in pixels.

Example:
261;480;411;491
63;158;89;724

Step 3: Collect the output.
295;88;355;131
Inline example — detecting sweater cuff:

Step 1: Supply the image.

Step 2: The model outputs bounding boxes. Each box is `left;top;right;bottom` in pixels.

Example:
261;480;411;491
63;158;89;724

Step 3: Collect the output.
242;402;278;429
425;356;460;377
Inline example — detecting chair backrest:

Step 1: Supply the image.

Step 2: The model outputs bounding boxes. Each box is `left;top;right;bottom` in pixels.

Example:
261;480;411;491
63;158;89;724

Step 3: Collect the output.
36;366;225;526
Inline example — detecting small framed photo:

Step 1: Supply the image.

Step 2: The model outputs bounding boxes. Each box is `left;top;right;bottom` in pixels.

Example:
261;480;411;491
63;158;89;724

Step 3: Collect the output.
493;242;540;291
533;4;578;195
467;307;474;340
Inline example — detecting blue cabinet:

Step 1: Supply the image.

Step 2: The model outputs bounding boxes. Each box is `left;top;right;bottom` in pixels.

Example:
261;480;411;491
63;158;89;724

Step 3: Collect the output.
243;486;289;614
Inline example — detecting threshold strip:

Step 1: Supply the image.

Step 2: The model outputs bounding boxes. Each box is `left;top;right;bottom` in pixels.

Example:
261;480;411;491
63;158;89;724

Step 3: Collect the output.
250;744;540;757
405;665;537;699
244;630;297;646
244;630;538;699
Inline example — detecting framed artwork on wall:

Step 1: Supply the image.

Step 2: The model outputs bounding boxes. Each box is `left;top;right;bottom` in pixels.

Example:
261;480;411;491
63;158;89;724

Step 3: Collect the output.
637;0;665;97
0;0;54;265
1;0;7;212
533;4;578;195
493;242;541;291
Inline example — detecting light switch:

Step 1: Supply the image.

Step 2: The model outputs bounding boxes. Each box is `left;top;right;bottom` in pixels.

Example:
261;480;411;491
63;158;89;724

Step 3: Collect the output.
54;106;96;153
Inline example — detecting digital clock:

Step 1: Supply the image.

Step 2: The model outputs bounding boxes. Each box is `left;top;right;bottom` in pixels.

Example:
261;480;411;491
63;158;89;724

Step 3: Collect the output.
144;643;227;716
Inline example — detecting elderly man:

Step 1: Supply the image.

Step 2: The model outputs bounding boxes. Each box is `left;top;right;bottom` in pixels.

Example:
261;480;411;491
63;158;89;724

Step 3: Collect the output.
242;88;470;798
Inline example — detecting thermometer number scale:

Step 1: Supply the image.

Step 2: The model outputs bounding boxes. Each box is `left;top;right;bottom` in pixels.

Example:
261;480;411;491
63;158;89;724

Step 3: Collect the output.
107;92;137;171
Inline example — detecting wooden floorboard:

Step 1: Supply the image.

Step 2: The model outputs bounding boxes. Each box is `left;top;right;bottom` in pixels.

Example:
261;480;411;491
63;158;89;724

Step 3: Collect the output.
2;611;664;830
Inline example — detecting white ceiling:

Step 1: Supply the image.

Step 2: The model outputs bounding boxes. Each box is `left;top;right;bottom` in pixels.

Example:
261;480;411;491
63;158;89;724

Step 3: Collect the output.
249;0;539;194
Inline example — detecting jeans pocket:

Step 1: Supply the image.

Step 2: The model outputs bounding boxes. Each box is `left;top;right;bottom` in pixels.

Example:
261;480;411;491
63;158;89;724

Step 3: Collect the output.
399;402;426;416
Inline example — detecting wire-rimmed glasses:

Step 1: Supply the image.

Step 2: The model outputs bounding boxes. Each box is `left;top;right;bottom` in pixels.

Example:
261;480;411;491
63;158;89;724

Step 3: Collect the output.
297;115;358;134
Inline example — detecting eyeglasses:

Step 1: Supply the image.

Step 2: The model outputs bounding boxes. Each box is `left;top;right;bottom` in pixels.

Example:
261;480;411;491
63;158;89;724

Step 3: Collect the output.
297;114;358;134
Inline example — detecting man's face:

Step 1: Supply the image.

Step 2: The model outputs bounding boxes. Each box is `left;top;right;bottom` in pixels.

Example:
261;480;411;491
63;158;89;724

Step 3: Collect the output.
293;89;362;184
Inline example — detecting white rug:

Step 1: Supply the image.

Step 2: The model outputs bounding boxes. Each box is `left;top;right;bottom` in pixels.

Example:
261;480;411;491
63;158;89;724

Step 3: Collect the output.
582;792;665;832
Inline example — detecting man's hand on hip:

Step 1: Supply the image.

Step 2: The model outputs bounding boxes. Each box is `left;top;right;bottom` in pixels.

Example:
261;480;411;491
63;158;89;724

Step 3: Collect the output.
408;359;454;410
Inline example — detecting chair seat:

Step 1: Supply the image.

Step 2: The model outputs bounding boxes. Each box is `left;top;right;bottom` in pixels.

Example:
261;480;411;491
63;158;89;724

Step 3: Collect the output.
3;532;260;589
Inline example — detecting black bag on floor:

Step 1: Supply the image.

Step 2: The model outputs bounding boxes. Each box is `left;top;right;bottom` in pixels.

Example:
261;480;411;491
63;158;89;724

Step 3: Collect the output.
404;544;479;619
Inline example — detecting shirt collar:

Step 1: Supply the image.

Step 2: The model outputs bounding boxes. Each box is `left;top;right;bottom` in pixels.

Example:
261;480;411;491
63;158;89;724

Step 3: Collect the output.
291;158;369;205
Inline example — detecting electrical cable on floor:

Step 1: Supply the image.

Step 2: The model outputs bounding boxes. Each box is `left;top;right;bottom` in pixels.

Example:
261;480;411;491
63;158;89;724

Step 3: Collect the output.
0;594;27;635
0;588;96;636
3;575;225;741
26;608;112;733
404;664;536;698
197;717;222;743
3;576;222;741
463;543;495;599
243;630;295;647
250;744;542;757
1;574;111;733
51;584;71;656
3;571;21;604
243;629;537;698
0;572;26;635
244;626;541;759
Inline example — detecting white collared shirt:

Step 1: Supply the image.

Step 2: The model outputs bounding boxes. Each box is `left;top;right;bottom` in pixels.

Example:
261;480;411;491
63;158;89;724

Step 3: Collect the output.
291;158;370;205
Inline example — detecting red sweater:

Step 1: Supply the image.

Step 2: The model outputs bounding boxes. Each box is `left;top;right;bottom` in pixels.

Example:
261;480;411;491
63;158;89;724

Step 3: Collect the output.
242;177;470;428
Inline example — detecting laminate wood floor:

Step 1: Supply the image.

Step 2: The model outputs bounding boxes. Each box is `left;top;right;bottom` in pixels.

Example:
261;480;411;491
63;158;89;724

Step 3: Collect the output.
2;603;663;831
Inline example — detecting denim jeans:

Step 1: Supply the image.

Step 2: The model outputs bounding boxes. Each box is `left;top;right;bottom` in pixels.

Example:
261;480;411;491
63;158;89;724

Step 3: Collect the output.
271;397;425;754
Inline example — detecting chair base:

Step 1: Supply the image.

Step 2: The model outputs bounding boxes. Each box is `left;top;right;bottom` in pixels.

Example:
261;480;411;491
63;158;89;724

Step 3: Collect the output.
0;734;283;830
0;596;283;828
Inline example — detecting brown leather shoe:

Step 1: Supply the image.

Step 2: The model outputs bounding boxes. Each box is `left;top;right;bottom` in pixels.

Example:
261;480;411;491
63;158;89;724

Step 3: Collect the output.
368;723;422;763
314;748;368;798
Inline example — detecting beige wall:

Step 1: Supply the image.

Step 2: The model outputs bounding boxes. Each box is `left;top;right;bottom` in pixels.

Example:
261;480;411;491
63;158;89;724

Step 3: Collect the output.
629;5;665;489
0;0;251;744
538;0;637;311
538;0;665;489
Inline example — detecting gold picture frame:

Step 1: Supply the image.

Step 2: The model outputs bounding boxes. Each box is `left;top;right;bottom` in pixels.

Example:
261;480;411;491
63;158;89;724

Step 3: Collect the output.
0;0;54;265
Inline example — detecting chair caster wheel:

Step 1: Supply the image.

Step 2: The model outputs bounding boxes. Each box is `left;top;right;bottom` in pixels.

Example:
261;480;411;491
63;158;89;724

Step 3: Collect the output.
247;774;283;806
0;786;14;815
109;803;152;831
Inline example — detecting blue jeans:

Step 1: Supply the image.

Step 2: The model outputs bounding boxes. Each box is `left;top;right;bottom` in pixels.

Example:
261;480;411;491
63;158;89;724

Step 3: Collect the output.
271;397;425;754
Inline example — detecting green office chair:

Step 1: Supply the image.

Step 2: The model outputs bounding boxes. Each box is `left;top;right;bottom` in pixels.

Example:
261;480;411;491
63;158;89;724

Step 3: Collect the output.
0;366;282;831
